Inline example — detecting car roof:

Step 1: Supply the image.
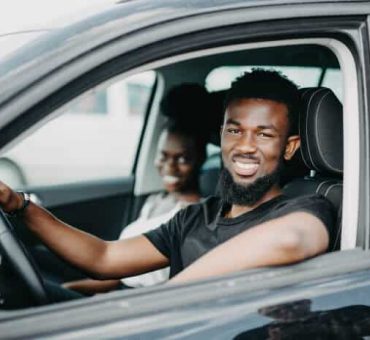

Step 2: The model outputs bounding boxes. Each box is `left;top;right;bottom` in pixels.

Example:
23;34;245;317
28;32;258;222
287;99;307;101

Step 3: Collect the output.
0;0;366;105
0;0;363;76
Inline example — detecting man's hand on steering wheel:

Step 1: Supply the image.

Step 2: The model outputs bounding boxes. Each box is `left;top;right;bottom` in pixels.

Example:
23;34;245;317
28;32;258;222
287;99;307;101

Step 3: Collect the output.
0;180;49;306
0;182;25;214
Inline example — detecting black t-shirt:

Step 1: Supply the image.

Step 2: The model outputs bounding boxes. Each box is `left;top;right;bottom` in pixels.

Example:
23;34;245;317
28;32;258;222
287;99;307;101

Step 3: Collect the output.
144;195;335;278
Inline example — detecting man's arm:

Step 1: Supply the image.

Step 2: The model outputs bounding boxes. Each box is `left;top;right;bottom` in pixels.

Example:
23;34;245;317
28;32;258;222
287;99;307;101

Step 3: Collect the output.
62;279;122;295
170;212;329;284
0;182;169;279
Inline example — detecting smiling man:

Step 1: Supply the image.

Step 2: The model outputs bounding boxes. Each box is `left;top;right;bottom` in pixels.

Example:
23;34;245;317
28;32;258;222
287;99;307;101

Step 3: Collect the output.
0;70;335;297
162;70;335;282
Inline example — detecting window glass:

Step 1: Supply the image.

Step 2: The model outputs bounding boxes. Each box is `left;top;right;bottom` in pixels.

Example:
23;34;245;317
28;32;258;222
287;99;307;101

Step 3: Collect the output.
322;68;343;100
65;89;108;115
2;71;156;187
206;66;322;92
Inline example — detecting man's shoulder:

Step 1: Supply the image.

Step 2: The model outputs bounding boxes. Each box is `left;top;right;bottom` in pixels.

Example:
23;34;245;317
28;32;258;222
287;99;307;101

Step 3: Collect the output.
267;194;335;218
269;194;336;233
260;194;335;222
276;194;334;210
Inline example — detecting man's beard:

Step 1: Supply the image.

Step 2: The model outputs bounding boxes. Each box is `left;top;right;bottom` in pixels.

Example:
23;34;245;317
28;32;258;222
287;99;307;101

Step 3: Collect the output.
218;159;284;206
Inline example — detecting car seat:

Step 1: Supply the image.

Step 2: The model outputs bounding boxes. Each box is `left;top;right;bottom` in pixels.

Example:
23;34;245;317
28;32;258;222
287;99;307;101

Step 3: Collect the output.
283;87;343;251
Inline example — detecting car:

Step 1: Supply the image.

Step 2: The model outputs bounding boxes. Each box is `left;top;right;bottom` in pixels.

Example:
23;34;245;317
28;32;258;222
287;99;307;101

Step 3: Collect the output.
0;0;370;338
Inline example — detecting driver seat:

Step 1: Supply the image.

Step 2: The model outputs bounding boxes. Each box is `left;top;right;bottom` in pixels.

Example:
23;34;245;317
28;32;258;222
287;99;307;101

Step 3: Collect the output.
283;87;343;251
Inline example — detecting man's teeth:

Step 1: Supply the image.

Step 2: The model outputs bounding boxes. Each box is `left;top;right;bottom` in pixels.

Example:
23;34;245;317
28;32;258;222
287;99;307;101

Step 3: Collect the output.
234;162;258;170
163;175;180;184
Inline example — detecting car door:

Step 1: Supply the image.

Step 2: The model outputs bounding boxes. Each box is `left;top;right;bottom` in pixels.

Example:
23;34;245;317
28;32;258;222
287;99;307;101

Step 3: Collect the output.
0;0;369;337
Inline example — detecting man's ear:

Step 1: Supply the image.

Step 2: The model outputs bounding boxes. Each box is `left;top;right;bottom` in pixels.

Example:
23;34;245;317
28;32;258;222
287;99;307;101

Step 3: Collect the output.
284;135;301;160
220;125;224;136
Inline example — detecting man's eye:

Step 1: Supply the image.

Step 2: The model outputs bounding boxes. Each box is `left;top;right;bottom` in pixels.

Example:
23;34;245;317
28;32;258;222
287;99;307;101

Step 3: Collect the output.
226;128;240;135
257;132;273;138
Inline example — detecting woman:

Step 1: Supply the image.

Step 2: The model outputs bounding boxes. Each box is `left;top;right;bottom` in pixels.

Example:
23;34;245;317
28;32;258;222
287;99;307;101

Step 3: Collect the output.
63;87;208;295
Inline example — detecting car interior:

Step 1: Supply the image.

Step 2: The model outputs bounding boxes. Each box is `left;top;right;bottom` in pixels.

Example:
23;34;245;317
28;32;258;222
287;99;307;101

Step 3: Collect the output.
0;41;347;309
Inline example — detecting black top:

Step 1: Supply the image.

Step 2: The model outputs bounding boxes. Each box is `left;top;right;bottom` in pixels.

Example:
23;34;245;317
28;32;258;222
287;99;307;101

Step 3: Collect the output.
144;195;335;278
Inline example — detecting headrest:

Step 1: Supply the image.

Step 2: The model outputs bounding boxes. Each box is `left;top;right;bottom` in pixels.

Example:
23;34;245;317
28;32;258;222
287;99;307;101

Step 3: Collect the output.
299;87;343;176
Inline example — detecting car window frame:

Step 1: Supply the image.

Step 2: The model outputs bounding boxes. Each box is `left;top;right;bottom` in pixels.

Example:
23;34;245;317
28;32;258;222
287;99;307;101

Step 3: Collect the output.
0;17;364;250
0;8;367;321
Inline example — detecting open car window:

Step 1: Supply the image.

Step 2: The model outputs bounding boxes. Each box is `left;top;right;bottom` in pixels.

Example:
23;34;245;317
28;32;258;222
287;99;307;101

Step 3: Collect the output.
0;41;348;307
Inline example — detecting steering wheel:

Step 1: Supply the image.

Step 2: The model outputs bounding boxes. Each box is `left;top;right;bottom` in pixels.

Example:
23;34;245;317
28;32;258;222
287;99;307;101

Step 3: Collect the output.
0;209;49;305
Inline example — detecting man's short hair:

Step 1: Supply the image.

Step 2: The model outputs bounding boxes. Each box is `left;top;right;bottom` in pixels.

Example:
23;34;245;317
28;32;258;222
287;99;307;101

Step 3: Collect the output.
224;69;300;136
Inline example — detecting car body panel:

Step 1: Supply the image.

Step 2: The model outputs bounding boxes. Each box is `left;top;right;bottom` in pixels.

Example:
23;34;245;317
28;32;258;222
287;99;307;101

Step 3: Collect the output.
1;250;370;338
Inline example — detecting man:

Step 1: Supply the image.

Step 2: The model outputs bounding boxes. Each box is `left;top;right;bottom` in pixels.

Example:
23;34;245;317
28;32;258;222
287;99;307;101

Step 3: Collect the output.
0;70;334;287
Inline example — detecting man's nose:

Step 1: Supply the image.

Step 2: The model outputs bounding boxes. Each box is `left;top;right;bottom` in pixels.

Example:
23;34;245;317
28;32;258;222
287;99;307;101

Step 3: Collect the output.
235;132;257;153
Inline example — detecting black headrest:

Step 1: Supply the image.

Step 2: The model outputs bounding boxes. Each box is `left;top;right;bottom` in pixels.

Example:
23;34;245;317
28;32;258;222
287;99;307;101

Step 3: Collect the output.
299;87;343;176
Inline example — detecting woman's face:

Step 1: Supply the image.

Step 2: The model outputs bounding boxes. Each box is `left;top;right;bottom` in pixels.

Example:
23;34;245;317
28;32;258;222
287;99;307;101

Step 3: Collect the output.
155;130;201;193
